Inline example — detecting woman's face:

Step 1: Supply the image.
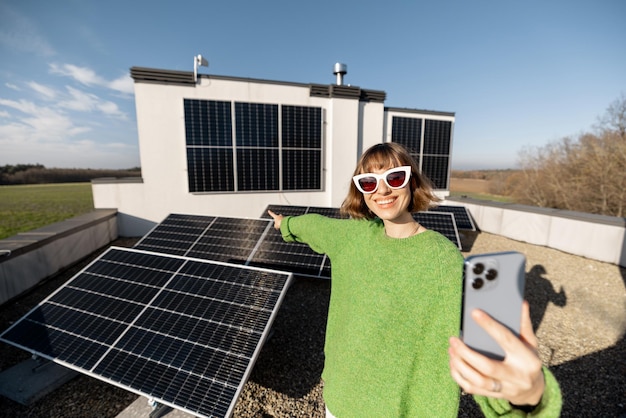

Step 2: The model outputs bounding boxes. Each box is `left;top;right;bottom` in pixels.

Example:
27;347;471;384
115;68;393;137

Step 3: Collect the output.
361;165;413;223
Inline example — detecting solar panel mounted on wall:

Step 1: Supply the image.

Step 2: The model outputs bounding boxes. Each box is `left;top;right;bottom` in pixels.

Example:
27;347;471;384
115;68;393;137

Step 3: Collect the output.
390;116;453;190
422;119;452;189
0;247;293;418
185;99;235;193
184;100;323;193
421;155;450;190
281;105;323;191
391;116;422;154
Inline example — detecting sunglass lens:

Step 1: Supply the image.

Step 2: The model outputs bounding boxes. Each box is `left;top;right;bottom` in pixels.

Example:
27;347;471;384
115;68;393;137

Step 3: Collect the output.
358;177;378;192
386;171;406;188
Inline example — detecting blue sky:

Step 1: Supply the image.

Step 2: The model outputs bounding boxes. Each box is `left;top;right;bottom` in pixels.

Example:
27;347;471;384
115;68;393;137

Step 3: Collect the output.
0;1;624;170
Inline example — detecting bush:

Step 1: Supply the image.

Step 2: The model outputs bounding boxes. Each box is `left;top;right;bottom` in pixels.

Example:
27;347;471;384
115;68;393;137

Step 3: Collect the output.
510;94;626;217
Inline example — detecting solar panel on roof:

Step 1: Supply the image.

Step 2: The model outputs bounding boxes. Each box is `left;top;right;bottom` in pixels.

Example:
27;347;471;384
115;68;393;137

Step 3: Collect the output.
305;206;347;219
248;227;331;277
186;217;270;264
413;211;462;249
134;213;216;256
138;213;331;279
261;205;308;218
429;205;476;230
0;247;292;418
263;205;460;247
261;204;346;219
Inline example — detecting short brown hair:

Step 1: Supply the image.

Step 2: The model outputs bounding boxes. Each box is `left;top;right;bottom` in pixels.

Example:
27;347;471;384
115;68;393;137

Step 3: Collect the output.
340;143;440;219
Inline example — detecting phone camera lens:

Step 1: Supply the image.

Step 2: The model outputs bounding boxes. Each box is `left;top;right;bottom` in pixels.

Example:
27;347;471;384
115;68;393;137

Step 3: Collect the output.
472;278;484;289
473;263;485;275
486;269;498;281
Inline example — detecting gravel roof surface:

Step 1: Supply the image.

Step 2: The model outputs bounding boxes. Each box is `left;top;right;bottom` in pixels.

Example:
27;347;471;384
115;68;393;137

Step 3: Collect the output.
0;231;624;418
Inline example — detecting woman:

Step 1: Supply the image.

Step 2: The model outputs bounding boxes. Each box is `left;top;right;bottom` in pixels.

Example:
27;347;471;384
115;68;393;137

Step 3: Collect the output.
269;143;561;417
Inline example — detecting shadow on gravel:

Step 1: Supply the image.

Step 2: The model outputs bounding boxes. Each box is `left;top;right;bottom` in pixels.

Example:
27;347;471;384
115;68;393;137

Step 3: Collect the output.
552;336;626;417
550;265;626;418
249;277;330;398
525;264;567;331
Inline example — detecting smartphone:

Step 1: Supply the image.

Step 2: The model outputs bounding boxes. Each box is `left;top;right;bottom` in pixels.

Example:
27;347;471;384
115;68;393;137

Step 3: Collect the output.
461;251;526;360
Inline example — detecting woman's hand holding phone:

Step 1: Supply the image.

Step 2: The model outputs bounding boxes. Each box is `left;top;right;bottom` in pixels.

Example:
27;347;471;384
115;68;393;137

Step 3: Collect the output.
448;301;546;407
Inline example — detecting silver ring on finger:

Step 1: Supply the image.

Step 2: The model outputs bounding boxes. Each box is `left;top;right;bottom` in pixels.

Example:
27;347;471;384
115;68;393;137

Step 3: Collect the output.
491;379;502;393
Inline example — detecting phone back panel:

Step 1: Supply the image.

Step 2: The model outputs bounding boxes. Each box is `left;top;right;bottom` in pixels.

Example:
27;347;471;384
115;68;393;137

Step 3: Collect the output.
461;251;526;360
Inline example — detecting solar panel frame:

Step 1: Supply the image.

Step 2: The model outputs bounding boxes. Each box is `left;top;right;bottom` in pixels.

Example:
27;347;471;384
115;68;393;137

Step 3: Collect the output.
429;204;476;231
263;205;460;247
0;247;293;418
261;205;346;219
134;213;217;256
137;213;332;279
413;211;462;249
260;205;308;219
247;226;331;278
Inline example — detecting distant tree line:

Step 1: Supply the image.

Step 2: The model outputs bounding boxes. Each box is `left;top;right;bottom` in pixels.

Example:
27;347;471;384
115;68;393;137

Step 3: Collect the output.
0;164;141;185
505;93;626;217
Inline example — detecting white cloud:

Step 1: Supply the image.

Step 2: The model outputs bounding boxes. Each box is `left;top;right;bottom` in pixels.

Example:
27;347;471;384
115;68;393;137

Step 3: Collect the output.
108;74;134;94
28;81;57;99
49;63;134;96
59;86;99;112
0;125;138;168
0;97;138;168
0;98;90;141
49;63;104;87
0;62;137;168
58;86;127;119
97;100;127;119
0;98;39;115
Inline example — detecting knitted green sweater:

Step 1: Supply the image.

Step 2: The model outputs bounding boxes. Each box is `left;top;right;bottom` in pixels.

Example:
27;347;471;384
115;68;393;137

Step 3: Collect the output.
280;214;562;418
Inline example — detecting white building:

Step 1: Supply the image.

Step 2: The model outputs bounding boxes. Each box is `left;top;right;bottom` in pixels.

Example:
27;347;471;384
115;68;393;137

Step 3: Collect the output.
92;63;455;236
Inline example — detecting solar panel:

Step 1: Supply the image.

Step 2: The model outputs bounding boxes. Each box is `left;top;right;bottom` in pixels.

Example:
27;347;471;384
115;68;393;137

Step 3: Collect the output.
186;217;269;264
138;214;330;279
305;206;347;219
248;227;331;278
261;204;347;219
261;205;308;218
0;247;292;418
134;213;216;256
263;205;460;248
429;204;476;230
413;211;462;249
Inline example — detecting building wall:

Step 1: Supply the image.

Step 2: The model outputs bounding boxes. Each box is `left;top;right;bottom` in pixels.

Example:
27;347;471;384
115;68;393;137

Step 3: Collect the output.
93;69;454;236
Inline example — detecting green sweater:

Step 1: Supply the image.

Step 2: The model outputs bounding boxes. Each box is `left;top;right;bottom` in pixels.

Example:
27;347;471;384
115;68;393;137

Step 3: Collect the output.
280;215;561;418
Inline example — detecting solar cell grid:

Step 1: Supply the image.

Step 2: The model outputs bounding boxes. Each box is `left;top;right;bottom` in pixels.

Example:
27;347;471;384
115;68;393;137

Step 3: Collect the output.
186;217;270;264
429;205;476;230
413;211;461;249
134;214;216;255
0;247;293;418
140;212;332;279
306;206;347;219
260;205;308;218
249;228;329;277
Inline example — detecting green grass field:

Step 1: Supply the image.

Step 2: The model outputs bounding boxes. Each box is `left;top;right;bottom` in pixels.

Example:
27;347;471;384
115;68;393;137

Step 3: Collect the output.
0;183;94;240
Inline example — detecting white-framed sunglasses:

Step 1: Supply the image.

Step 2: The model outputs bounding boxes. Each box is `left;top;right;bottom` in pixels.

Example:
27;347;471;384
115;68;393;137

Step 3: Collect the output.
352;166;412;194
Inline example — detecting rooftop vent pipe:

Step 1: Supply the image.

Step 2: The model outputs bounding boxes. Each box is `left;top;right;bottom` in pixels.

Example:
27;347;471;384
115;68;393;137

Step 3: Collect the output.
333;63;347;85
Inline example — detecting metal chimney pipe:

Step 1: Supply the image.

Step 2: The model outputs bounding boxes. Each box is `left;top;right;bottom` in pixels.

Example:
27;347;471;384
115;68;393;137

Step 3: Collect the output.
333;63;347;85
